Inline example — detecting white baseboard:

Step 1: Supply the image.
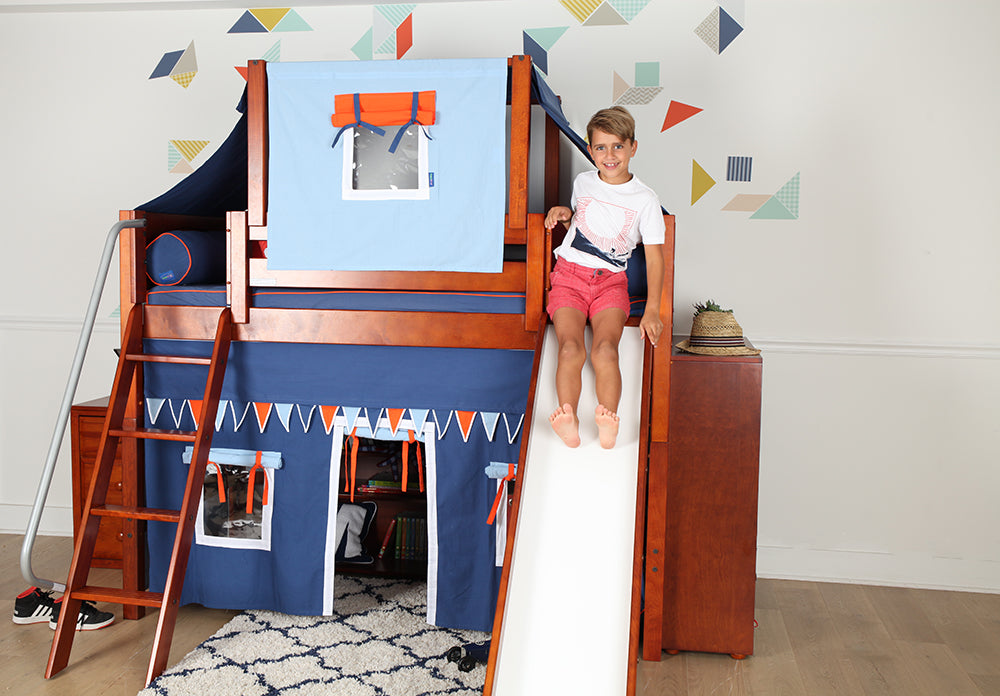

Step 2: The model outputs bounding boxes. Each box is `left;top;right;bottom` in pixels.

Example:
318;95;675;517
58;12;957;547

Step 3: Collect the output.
757;545;1000;594
1;503;74;537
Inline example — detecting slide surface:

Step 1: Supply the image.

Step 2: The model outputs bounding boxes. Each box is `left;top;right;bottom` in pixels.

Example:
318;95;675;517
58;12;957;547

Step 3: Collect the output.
492;325;643;695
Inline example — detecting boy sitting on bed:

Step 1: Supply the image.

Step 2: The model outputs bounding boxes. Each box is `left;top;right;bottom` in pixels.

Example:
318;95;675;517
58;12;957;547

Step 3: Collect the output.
544;106;665;449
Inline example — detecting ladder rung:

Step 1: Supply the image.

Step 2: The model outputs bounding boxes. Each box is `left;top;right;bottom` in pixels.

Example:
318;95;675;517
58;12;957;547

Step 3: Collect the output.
74;586;165;608
109;427;197;443
92;505;181;523
125;352;212;366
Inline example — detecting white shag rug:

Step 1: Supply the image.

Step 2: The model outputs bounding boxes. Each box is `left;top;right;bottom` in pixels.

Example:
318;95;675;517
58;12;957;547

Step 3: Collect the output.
138;576;490;696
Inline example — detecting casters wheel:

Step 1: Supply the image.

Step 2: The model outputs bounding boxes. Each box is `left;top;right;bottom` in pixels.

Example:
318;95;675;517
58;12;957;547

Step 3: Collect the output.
458;655;478;672
446;646;464;663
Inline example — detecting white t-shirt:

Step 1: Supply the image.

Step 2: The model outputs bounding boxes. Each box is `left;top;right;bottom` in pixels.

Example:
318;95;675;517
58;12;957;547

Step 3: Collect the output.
553;170;666;272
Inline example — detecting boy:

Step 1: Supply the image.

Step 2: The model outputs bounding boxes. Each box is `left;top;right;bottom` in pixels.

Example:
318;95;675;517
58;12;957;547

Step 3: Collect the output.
544;106;665;449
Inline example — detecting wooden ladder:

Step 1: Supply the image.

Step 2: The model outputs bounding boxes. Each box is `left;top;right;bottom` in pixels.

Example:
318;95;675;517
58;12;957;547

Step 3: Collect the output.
46;304;233;686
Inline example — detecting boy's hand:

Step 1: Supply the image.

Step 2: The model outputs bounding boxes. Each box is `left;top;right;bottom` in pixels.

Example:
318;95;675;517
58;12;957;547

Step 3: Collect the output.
639;312;664;347
545;206;572;229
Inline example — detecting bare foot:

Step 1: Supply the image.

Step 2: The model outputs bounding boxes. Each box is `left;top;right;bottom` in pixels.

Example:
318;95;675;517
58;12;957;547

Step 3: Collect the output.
549;404;581;448
595;404;620;449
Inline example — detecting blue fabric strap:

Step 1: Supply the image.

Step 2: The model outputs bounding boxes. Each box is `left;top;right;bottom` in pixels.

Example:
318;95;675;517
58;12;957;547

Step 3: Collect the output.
331;93;387;149
388;91;420;154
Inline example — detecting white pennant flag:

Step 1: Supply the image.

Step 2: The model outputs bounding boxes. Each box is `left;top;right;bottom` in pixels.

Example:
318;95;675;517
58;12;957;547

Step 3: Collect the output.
297;404;316;433
232;402;252;432
432;409;453;439
168;399;186;428
503;413;524;444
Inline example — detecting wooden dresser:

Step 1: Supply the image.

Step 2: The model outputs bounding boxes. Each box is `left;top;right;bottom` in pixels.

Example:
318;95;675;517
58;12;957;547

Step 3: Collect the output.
643;339;762;659
69;396;125;569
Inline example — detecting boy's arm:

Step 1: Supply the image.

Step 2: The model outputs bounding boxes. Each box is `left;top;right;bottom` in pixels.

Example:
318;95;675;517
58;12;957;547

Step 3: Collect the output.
545;206;573;229
639;244;665;346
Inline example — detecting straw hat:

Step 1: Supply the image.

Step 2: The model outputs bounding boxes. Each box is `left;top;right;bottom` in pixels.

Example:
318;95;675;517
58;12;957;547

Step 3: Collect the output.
675;306;760;356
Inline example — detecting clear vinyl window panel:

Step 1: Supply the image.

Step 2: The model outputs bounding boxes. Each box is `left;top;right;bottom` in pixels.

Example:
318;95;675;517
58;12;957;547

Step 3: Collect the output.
342;125;430;201
195;463;274;551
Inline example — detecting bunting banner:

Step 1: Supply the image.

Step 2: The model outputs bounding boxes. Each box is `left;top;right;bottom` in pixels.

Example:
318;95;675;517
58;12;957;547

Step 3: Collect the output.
145;397;524;444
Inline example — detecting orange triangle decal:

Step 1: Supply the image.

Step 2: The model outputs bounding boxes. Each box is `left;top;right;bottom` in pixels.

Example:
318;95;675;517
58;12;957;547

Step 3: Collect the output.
455;411;476;442
235;65;249;81
661;100;703;131
320;405;339;434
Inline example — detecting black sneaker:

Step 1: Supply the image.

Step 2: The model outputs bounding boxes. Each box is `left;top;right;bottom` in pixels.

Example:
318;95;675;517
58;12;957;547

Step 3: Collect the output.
13;587;58;625
49;597;115;631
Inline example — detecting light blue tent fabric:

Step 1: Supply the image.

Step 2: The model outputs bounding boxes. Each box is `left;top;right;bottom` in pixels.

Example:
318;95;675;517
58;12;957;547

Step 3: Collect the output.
266;59;508;273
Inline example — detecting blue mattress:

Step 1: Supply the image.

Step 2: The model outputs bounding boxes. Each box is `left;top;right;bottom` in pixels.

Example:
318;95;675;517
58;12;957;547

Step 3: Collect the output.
146;285;647;316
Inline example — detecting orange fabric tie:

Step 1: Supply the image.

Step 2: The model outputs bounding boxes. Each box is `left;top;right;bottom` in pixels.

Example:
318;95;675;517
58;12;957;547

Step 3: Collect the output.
246;451;270;515
487;463;516;525
209;461;225;503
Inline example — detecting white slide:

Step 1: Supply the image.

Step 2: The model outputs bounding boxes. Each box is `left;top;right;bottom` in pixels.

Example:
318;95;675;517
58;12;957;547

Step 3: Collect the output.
491;325;644;695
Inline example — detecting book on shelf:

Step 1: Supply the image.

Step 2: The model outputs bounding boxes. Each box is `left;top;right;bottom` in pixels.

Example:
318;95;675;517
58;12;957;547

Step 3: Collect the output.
377;517;397;560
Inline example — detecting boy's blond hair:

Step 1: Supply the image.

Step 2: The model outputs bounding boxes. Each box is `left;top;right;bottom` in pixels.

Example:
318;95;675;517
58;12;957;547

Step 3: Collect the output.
587;106;636;144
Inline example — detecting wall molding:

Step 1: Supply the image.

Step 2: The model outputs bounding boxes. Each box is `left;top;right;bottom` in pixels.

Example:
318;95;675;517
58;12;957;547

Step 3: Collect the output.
757;544;1000;595
0;315;119;334
751;337;1000;361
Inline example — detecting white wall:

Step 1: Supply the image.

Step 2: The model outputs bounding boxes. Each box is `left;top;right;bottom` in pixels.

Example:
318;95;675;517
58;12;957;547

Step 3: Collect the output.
1;0;998;592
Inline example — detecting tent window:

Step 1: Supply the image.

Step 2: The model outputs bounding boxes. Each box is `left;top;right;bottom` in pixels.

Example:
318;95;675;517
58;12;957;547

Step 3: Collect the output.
343;124;430;200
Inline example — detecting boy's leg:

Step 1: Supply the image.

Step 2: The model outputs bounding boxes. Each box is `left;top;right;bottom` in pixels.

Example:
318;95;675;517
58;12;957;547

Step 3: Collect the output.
590;307;627;448
550;306;588;447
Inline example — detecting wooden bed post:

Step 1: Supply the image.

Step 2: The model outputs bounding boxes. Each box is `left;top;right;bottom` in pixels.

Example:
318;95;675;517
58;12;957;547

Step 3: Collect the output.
508;55;531;230
247;59;268;228
641;214;676;662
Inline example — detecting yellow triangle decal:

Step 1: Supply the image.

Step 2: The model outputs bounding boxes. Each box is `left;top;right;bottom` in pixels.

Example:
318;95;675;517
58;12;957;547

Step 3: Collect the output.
250;8;290;32
170;71;196;88
691;159;716;205
170;139;210;162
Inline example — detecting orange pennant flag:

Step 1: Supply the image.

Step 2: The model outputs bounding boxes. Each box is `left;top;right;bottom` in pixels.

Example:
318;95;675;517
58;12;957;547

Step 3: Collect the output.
320;405;339;435
254;402;272;432
454;411;476;442
386;408;405;436
188;399;203;427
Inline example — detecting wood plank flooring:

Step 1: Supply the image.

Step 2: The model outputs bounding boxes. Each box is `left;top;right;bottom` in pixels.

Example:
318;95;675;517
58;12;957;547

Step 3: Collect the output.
5;534;999;695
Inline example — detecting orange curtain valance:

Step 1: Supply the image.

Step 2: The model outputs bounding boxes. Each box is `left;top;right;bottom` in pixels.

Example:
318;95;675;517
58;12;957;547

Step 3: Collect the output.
331;91;436;128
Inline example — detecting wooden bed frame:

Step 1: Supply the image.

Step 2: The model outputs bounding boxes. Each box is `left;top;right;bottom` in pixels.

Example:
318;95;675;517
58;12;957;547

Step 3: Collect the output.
110;55;676;694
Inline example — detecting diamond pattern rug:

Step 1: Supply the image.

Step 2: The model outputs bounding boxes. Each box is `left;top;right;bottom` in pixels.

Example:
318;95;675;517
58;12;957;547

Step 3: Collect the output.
138;576;489;695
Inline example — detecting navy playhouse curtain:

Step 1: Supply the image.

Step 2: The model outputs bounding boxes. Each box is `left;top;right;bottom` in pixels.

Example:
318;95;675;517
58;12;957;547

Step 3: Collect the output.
143;340;532;631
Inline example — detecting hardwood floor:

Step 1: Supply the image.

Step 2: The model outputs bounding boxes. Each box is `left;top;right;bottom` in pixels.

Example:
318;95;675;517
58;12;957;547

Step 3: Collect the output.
5;533;999;695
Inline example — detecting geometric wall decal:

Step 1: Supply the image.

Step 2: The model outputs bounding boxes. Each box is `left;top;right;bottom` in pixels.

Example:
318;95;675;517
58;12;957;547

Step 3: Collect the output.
613;71;630;102
634;61;659;87
523;33;547;74
560;0;638;26
168;139;209;173
726;155;752;182
560;0;601;23
149;41;198;89
373;4;415;59
352;27;374;61
661;100;703;131
608;0;651;22
228;8;312;34
722;194;771;212
695;6;743;54
583;2;627;26
691;159;716;205
613;62;662;105
523;27;568;75
750;172;801;219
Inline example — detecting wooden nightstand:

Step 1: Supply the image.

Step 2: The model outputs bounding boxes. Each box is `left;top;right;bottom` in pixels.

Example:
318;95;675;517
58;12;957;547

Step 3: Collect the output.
70;396;125;569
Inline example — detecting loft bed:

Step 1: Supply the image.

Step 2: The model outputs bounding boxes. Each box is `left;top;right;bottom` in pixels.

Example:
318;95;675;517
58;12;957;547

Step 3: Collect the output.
53;55;677;691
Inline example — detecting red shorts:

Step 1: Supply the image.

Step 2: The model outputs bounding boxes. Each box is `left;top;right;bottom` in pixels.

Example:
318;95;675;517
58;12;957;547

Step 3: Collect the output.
546;258;630;320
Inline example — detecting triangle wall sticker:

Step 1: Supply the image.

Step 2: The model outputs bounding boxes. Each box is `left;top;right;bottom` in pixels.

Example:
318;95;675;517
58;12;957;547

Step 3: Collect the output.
691;159;716;205
662;101;703;131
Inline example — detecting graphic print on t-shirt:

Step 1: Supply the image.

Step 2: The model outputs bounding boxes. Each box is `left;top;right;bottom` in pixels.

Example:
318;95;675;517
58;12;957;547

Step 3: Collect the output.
569;197;638;269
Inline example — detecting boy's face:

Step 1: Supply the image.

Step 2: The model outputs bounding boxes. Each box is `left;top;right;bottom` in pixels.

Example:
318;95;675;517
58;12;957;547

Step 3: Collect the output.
587;128;637;185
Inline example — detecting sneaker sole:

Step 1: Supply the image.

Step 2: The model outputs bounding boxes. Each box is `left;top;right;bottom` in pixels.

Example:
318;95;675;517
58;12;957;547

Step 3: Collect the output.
49;618;115;631
13;615;54;625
